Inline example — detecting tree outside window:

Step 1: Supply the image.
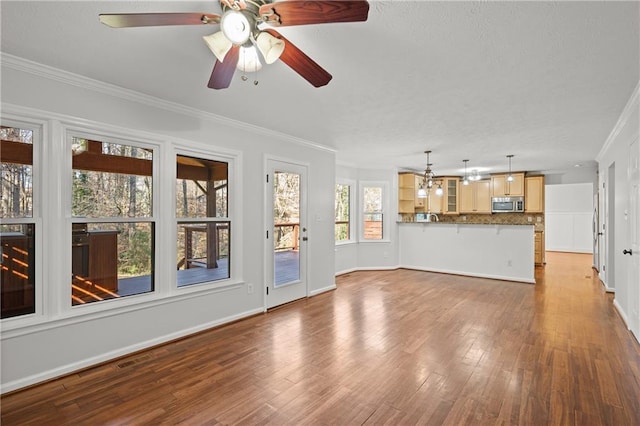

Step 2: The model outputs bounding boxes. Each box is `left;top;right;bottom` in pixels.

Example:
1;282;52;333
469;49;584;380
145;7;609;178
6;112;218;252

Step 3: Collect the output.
335;183;350;242
363;186;383;240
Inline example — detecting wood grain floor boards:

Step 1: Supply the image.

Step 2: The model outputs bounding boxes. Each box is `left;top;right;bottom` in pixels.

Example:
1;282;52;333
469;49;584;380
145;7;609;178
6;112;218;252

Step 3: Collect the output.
2;252;640;425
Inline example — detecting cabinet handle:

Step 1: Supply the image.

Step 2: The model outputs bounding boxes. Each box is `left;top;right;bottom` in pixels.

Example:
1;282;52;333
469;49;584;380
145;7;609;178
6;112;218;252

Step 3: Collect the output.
623;249;632;256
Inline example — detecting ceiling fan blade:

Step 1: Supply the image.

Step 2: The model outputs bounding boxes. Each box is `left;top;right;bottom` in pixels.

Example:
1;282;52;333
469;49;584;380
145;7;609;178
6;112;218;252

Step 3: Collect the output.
208;45;240;89
99;13;220;28
263;29;332;87
259;1;369;26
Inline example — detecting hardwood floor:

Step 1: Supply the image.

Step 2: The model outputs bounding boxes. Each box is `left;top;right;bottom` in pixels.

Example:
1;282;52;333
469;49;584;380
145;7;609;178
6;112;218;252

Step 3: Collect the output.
2;252;640;425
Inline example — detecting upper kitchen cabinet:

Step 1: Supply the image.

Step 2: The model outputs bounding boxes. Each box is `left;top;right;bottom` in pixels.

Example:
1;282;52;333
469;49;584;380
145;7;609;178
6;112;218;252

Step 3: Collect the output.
443;177;460;215
460;180;491;214
525;175;545;213
491;172;525;197
398;173;416;214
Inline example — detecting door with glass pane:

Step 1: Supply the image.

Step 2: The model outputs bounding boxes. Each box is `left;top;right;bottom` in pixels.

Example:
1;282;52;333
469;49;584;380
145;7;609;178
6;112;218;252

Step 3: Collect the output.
266;159;307;309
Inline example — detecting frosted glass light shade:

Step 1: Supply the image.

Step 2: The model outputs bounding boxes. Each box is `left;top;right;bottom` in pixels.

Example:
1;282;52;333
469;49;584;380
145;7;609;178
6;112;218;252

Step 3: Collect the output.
256;31;285;64
203;31;232;62
435;185;444;196
507;174;514;182
237;46;262;72
221;11;250;45
417;186;427;198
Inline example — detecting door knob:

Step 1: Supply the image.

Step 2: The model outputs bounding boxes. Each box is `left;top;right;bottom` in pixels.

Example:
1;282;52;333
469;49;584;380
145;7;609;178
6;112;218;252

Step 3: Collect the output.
623;249;633;255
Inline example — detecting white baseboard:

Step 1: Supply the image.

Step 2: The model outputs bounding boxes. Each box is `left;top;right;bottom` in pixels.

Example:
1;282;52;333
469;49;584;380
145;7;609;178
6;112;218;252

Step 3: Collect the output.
336;265;534;284
309;284;337;296
0;307;264;394
335;267;358;276
399;265;535;284
613;298;630;329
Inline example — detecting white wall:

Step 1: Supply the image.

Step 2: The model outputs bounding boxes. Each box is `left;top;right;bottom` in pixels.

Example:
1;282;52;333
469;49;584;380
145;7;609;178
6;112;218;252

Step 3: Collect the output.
399;223;535;283
0;56;336;392
545;183;594;253
334;165;400;275
596;82;639;333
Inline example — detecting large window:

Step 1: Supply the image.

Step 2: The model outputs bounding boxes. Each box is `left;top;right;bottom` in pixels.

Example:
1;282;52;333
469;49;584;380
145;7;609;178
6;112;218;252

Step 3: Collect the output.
1;125;36;319
362;184;384;240
71;137;154;305
335;182;352;242
176;154;230;286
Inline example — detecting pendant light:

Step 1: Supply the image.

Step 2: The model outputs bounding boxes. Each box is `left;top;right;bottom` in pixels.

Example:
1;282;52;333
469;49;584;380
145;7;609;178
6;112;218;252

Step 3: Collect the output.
462;160;470;186
506;154;514;182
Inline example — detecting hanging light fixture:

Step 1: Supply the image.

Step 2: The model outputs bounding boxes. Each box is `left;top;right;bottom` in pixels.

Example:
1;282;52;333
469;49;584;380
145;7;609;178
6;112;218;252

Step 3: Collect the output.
506;154;514;182
462;160;470;186
418;150;443;197
417;182;427;198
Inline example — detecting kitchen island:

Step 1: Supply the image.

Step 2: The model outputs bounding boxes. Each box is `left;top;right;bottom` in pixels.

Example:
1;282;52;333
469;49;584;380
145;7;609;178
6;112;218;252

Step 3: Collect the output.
398;222;535;283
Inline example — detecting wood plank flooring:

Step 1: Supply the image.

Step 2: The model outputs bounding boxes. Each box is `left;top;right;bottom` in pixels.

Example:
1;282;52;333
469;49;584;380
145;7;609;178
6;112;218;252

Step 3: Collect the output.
2;252;640;425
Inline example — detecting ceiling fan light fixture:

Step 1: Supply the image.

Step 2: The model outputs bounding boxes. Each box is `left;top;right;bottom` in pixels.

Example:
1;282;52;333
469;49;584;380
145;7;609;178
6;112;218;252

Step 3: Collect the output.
221;10;251;45
255;31;285;64
203;31;233;62
236;45;262;72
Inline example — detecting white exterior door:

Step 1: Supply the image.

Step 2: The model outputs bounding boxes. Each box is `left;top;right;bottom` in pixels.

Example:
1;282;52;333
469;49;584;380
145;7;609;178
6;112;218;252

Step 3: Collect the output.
265;158;308;309
627;137;639;341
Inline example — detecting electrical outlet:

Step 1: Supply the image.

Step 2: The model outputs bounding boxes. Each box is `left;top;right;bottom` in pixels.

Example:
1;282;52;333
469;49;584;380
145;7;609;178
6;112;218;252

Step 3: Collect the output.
527;216;533;222
247;283;254;294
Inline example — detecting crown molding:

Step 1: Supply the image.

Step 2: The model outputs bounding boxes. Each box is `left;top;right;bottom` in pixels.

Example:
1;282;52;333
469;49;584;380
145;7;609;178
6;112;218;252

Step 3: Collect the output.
596;80;640;161
0;53;335;154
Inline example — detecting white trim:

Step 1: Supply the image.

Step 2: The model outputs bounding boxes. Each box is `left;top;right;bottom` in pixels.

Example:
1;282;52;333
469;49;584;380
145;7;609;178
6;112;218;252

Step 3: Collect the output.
351;266;399;272
401;265;536;284
597;81;640;161
309;285;337;297
336;266;535;285
0;307;263;394
613;298;631;330
0;53;335;155
335;267;359;276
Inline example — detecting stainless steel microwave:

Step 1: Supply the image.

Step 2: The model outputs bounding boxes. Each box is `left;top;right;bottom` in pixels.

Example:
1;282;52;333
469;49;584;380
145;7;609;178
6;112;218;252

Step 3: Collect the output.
492;196;524;213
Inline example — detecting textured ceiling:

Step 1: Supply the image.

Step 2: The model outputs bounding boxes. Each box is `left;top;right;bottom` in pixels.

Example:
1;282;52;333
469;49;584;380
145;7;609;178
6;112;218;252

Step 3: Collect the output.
1;1;638;176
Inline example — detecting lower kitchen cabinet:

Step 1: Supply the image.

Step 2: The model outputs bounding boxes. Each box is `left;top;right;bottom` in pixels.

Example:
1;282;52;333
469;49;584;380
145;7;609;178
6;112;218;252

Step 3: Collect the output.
535;231;545;266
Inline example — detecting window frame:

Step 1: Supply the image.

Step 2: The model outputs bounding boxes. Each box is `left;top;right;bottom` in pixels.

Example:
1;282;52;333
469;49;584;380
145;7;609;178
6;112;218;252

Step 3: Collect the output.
171;143;241;293
65;128;159;310
359;181;390;242
0;110;245;335
335;179;356;245
0;116;44;324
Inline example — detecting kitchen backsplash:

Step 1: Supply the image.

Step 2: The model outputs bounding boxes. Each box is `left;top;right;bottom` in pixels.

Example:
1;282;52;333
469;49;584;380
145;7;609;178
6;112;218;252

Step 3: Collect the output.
399;212;545;231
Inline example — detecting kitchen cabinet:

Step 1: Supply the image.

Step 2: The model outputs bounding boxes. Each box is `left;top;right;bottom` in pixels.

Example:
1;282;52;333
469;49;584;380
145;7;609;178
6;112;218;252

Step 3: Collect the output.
426;177;458;214
525;175;545;213
460;180;491;214
444;177;459;215
398;173;416;214
491;172;525;197
535;231;545;266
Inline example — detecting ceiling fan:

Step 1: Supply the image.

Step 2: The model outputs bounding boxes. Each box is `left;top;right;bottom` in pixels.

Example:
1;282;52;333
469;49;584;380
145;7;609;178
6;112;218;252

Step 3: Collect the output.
99;0;370;89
